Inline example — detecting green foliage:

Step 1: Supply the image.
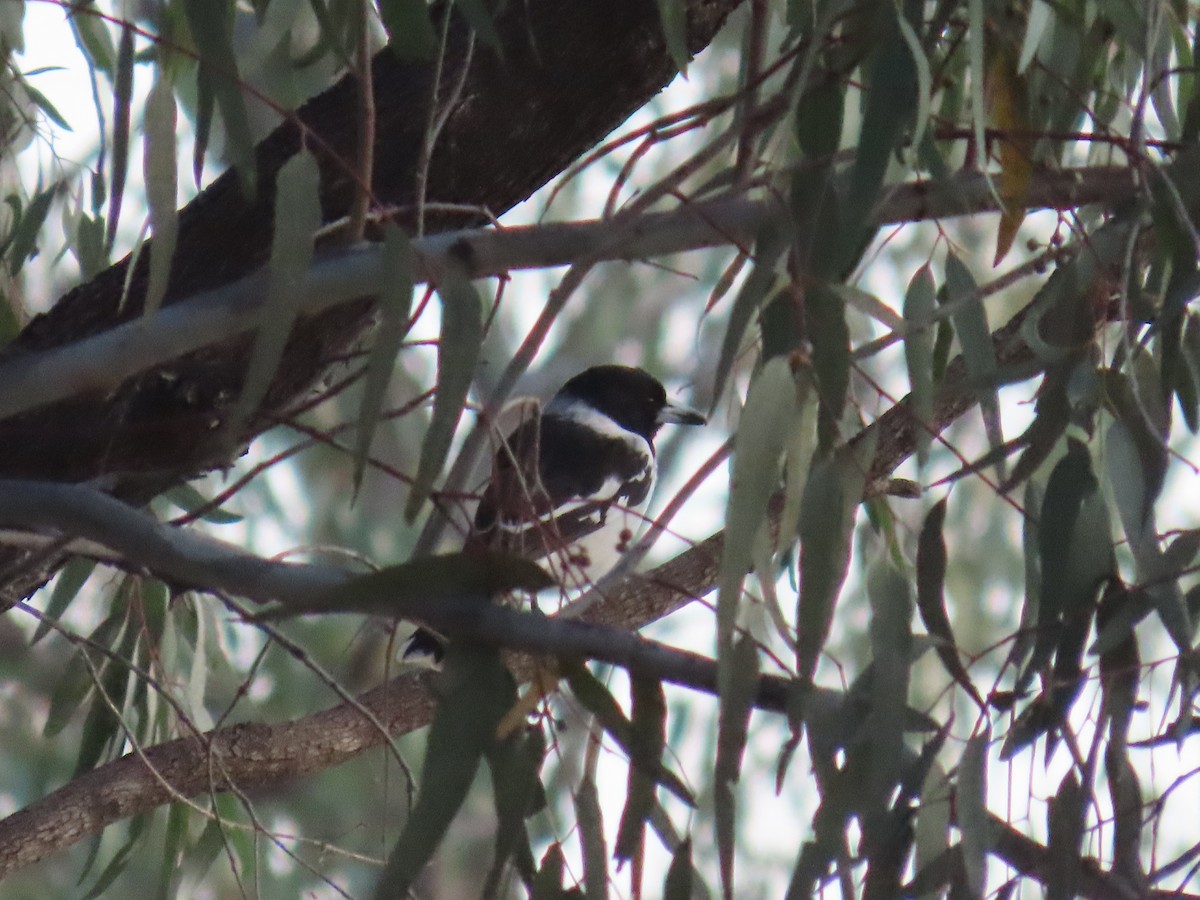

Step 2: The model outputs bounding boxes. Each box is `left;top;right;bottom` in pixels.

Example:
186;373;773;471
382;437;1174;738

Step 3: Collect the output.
6;0;1200;897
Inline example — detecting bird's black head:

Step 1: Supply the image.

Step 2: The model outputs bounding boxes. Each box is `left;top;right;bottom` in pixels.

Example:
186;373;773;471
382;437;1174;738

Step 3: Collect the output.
554;365;706;443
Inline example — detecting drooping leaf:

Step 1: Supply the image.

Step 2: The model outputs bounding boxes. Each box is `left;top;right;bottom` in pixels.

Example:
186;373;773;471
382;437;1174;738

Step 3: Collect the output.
562;662;693;804
455;0;503;52
183;0;256;192
1017;0;1054;73
986;44;1033;266
807;282;851;448
404;263;483;521
225;150;321;439
615;676;668;862
715;635;758;900
574;765;608;900
374;644;515;899
913;761;951;900
717;357;798;675
943;252;1003;465
794;72;844;161
845;14;915;258
378;0;439;59
1018;440;1108;694
106;23;134;251
161;482;244;524
484;727;545;897
353;224;415;497
7;185;56;275
796;436;874;682
712;218;789;408
916;499;982;704
33;558;96;645
864;555;913;856
530;842;565;900
957;729;989;898
143;77;179;320
257;549;552;619
903;265;936;467
655;0;691;75
663;837;694;900
44;608;126;738
1045;771;1085;900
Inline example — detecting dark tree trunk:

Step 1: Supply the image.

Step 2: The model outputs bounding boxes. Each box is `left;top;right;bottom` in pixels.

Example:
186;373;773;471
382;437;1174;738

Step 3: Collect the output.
0;0;743;486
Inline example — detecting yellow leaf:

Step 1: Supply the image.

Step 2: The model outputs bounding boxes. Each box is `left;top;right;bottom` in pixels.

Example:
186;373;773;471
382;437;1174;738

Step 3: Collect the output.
986;46;1033;266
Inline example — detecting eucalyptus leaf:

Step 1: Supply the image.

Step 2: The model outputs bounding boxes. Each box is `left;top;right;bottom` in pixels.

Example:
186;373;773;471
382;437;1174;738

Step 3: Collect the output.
374;644;515;899
405;264;483;521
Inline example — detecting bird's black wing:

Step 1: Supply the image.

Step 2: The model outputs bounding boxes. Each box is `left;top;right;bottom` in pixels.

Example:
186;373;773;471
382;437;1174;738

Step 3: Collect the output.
472;414;653;560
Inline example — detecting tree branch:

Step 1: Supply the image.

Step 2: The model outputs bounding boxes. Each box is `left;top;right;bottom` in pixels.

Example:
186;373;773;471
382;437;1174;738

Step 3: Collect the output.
0;165;1135;426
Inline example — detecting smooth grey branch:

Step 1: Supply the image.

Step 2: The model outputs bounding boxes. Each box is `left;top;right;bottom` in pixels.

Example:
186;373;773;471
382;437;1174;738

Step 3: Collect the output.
0;166;1134;423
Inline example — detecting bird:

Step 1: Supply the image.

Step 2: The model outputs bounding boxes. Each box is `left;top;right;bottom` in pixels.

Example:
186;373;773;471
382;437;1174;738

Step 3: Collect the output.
404;364;705;660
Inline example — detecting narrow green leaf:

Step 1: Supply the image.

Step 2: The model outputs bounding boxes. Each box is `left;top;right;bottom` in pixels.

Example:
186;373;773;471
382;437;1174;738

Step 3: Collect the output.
530;842;565;900
22;80;71;132
226;150;321;438
374;644;515;900
967;0;987;173
808;282;851;447
715;636;758;900
1045;772;1085;900
663;837;694;900
7;185;56;275
794;74;844;160
354;224;415;497
161;482;244;524
75;212;107;281
655;0;691;75
106;23;134;251
33;558;95;645
895;12;932;153
455;0;503;52
957;729;989;898
796;436;873;682
717;358;798;673
260;550;552;619
913;761;951;900
1003;481;1042;676
916;499;982;704
157;802;189;897
183;0;256;191
379;0;439;59
192;65;214;185
404;264;482;521
574;768;608;900
80;818;143;899
44;610;126;737
1105;420;1191;651
563;662;693;805
846;20;915;251
943;253;1003;463
1106;752;1145;889
484;727;545;896
143;77;178;320
69;6;116;73
1017;0;1054;73
75;606;139;775
864;555;913;854
615;676;668;862
1019;440;1098;692
712;218;789;408
904;265;936;466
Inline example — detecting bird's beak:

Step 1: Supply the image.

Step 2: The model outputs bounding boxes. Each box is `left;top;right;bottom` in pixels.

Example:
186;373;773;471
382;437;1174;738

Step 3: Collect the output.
657;402;706;427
